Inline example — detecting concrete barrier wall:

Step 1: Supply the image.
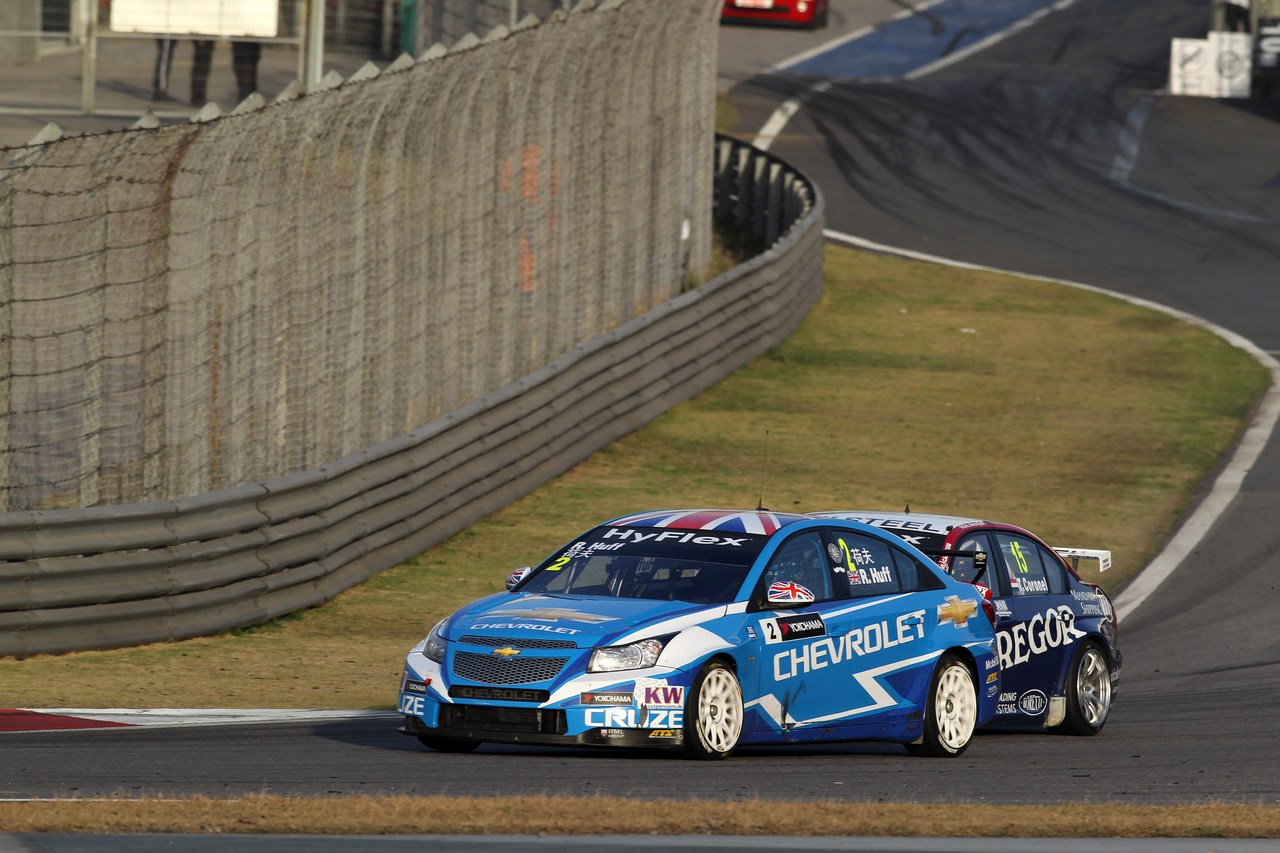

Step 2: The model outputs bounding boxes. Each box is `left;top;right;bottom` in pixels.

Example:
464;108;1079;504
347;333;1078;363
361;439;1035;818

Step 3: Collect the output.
0;136;824;658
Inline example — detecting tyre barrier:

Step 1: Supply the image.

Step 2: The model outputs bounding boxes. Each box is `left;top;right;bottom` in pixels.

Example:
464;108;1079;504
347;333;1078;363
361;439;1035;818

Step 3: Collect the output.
0;136;824;658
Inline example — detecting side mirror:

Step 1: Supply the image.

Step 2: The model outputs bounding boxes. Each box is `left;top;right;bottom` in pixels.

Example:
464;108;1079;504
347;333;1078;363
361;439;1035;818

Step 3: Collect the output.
766;580;815;608
505;566;532;590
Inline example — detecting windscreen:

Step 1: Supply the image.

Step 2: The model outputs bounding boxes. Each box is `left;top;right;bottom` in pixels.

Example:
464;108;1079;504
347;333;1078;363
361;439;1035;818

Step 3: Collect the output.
516;525;769;604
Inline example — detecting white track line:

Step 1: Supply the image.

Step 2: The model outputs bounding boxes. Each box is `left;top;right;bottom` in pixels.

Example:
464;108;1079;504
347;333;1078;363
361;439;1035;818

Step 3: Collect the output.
823;229;1280;621
15;708;398;728
901;0;1081;81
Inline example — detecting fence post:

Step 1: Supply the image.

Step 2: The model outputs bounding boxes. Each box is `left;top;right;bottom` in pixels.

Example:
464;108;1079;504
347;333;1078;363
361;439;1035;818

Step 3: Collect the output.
303;0;326;92
79;0;97;115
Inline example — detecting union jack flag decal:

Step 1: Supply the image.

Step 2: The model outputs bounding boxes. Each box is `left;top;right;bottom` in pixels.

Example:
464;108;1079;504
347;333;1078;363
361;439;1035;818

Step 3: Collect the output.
768;581;815;604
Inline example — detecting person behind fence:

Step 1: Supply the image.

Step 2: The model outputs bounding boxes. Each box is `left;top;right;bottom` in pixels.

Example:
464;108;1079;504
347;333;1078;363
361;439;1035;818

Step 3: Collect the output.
152;38;176;100
190;39;264;105
1223;0;1252;32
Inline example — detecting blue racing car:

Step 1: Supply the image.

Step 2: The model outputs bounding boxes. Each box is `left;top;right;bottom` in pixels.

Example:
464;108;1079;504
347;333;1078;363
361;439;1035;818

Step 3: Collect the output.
399;509;999;759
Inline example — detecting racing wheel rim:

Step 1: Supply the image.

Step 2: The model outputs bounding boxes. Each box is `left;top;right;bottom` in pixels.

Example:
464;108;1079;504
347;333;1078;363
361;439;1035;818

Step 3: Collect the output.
934;661;977;752
696;666;743;753
1076;646;1112;727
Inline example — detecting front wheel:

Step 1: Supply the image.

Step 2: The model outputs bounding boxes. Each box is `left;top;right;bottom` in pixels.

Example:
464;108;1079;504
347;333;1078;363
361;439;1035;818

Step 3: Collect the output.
682;660;744;760
1056;641;1112;736
906;653;977;757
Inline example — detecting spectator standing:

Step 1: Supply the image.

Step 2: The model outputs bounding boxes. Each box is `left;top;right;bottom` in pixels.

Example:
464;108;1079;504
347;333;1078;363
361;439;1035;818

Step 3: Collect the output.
152;38;176;100
190;40;263;105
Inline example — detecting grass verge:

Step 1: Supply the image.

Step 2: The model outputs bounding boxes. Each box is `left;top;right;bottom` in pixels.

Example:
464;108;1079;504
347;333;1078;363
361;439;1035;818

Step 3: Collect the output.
0;246;1268;714
0;796;1277;837
0;244;1271;834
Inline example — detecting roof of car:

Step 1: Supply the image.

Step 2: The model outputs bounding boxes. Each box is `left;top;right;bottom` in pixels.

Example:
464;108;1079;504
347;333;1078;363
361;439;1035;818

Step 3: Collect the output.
808;510;988;536
605;509;813;535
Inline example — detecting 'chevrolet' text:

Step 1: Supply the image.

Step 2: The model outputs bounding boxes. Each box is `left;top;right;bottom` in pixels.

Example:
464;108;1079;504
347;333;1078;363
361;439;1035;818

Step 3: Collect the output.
774;610;926;681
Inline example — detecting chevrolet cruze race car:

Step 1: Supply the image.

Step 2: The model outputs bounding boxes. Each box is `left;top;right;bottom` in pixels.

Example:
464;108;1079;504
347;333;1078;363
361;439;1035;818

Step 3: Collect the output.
400;509;1000;759
811;511;1120;735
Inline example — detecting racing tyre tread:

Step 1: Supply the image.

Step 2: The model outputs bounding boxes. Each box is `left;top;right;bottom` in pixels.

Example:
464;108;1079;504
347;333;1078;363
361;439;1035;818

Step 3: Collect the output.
905;652;977;757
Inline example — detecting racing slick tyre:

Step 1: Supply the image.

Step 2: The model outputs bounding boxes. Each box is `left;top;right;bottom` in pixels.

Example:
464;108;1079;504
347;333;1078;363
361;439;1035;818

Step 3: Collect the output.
682;660;744;760
416;735;481;753
1056;641;1112;736
905;653;977;757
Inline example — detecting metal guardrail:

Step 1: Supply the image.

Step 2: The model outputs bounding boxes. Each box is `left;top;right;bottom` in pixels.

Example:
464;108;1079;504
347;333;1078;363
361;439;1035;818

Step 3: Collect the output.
0;135;824;658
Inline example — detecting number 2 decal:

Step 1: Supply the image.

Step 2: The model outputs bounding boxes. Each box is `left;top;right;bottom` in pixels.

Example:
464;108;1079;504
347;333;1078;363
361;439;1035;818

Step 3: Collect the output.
546;555;571;572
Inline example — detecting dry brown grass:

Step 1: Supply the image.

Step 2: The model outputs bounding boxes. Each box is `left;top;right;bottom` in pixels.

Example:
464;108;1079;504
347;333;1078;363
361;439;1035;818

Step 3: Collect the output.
0;795;1277;837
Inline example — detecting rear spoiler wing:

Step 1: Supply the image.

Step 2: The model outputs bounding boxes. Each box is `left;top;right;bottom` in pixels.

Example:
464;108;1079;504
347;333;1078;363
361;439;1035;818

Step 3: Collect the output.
1053;547;1112;573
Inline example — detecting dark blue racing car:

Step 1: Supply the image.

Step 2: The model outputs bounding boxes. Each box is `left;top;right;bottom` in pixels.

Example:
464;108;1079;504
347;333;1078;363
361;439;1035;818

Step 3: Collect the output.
811;510;1120;735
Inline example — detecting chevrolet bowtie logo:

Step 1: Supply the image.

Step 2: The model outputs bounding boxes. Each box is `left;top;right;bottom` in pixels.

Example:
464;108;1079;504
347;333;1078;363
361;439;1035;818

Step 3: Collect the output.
492;647;521;657
937;595;978;627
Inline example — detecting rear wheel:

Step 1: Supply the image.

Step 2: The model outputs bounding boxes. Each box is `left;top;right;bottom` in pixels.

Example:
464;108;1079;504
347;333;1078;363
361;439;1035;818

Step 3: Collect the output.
906;653;977;757
682;660;743;760
1056;641;1111;736
416;734;480;753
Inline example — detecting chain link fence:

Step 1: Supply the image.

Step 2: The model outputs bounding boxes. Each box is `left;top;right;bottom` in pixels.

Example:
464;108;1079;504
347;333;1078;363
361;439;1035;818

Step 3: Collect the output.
0;0;719;512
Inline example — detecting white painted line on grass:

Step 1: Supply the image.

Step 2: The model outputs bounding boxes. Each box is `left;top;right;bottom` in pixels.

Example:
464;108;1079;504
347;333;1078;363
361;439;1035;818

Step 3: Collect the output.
823;229;1280;621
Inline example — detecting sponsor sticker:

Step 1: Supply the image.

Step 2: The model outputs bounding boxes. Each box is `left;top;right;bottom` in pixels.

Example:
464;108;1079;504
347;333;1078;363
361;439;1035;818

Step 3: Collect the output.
585;707;684;728
1018;689;1048;715
986;672;998;684
762;612;827;645
773;610;926;681
634;680;685;708
648;729;680;739
997;606;1087;670
403;679;429;695
580;692;634;706
599;728;627;739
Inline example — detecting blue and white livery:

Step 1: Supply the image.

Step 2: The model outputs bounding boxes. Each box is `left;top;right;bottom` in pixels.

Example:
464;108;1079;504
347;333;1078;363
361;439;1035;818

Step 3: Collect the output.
399;509;999;759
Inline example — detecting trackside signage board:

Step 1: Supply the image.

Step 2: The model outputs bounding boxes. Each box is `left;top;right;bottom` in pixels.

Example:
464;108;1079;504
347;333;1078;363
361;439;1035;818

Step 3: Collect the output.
111;0;279;37
1170;32;1252;97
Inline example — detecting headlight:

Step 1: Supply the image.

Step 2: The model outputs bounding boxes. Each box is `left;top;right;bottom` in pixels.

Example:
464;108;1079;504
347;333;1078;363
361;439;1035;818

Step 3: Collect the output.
424;620;447;663
588;637;666;672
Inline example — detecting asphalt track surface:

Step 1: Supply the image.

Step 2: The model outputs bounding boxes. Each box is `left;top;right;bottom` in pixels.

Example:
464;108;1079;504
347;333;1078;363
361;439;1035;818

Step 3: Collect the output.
3;0;1280;807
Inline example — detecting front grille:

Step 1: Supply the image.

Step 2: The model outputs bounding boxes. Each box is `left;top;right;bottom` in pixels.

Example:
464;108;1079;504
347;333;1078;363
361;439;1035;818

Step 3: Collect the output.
458;635;577;650
452;651;568;685
439;704;566;734
448;685;549;703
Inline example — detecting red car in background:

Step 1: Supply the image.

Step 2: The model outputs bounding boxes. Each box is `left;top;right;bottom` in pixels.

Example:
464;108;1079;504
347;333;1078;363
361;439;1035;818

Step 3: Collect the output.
721;0;830;29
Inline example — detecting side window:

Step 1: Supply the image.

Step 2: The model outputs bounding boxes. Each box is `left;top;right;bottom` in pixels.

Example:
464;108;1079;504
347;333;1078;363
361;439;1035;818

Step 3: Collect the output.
1035;544;1069;594
891;547;946;591
762;532;835;603
943;532;992;585
822;530;899;597
993;533;1052;596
